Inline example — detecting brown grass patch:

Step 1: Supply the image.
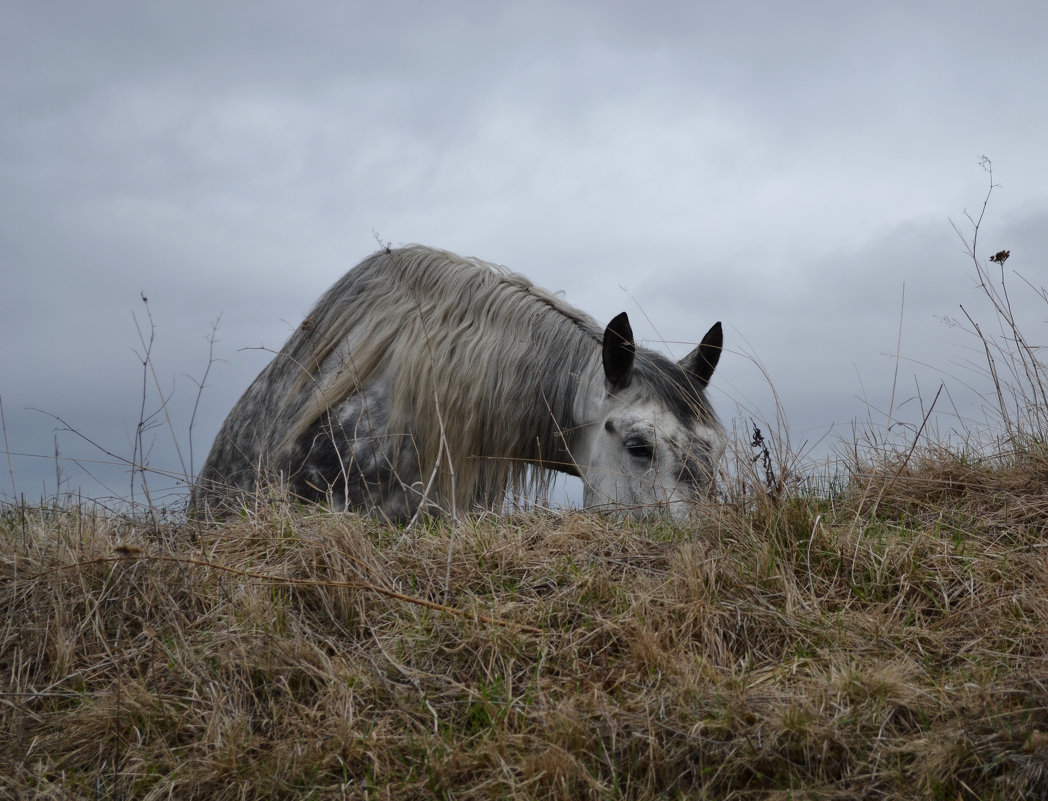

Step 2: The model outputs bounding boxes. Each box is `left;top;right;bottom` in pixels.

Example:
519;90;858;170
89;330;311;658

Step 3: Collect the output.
3;474;1048;799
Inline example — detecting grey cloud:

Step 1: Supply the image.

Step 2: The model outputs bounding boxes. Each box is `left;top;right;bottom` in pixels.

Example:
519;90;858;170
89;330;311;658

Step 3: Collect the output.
3;2;1047;501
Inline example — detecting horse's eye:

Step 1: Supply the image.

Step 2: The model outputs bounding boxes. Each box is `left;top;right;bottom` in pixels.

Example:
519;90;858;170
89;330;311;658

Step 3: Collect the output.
624;437;655;462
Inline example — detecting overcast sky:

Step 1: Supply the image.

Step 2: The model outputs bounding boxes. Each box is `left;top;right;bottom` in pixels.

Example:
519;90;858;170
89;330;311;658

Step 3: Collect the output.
3;2;1047;508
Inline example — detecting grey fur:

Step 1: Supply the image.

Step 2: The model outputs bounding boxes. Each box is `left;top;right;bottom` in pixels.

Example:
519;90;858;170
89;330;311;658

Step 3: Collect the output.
191;246;724;520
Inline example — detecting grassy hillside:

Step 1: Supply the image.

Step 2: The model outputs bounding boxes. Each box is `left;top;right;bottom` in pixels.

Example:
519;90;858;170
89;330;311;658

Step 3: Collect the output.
3;442;1048;799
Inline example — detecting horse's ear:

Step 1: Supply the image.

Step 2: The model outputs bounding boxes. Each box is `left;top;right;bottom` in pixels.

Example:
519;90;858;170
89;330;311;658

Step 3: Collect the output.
681;322;722;388
602;312;635;390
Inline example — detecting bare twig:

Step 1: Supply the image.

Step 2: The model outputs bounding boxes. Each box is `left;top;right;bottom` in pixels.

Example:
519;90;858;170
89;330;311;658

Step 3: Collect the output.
863;383;944;520
185;315;223;481
132;295;188;491
949;156;1048;445
0;394;16;498
886;283;905;431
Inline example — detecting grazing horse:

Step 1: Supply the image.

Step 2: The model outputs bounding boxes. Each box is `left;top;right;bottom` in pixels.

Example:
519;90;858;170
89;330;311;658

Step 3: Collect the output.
191;246;724;520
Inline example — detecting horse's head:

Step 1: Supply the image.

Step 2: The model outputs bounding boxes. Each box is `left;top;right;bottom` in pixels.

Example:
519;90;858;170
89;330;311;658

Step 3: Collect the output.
579;312;724;518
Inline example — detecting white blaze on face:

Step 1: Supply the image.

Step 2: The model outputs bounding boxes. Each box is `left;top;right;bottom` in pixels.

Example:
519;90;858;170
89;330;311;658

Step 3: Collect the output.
580;394;724;518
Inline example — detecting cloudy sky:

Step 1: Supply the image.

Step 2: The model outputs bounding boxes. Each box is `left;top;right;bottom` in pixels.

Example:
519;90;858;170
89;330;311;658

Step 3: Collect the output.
3;2;1046;507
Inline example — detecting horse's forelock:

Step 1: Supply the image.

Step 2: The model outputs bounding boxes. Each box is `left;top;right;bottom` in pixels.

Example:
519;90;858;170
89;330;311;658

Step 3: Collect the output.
630;351;718;428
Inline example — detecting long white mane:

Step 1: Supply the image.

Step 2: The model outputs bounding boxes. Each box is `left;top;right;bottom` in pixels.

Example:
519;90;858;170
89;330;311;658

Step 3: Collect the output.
196;246;604;512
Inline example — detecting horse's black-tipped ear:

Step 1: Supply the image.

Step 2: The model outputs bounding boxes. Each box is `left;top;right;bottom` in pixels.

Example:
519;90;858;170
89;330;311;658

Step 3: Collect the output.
602;312;635;390
681;321;722;388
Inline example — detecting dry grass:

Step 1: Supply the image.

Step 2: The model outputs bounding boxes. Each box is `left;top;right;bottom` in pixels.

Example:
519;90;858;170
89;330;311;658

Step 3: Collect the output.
4;451;1048;800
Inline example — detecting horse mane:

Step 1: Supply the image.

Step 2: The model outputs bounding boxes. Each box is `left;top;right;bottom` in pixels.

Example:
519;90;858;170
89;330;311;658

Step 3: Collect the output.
272;245;603;509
